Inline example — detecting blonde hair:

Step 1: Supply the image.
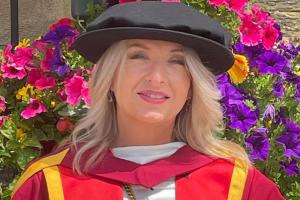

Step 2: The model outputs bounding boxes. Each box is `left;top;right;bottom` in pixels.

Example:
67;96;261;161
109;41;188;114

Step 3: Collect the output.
57;39;252;175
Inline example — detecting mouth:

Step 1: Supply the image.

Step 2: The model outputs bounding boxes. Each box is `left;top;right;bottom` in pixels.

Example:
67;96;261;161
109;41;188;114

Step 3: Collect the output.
137;90;170;99
137;90;170;104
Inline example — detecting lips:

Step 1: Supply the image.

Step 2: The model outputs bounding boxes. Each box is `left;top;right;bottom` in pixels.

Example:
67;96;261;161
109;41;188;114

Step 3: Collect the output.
137;90;170;104
137;90;170;99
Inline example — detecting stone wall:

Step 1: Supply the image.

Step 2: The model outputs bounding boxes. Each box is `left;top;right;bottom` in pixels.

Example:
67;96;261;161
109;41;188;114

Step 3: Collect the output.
0;0;71;49
0;0;299;49
257;0;300;38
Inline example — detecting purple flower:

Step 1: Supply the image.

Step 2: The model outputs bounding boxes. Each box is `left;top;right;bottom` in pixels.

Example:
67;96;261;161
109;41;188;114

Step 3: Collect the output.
276;132;300;158
233;41;265;67
274;107;288;125
273;23;283;42
278;42;299;60
263;104;275;121
245;127;270;161
50;49;70;77
273;80;284;97
226;103;258;133
280;159;300;176
256;51;288;74
43;25;76;47
284;119;300;133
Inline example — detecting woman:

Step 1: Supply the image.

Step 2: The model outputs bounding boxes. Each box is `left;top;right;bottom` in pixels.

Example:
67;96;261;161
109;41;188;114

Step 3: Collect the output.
11;1;285;200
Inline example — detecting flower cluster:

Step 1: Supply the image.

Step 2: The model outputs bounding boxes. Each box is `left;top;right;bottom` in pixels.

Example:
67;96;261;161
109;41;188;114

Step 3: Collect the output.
0;17;93;179
211;1;300;179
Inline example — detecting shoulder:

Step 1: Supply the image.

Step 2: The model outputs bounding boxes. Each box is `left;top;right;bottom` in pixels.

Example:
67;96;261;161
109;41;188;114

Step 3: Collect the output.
11;148;70;200
242;167;285;200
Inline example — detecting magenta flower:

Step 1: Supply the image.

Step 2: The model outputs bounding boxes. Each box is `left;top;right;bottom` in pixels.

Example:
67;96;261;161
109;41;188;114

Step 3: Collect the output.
209;0;247;13
27;69;56;90
238;15;261;46
21;98;47;119
208;0;226;6
40;48;54;72
1;63;26;80
262;24;279;50
0;116;9;128
0;96;6;112
81;83;91;106
64;75;89;106
35;77;56;90
27;69;43;85
226;0;247;13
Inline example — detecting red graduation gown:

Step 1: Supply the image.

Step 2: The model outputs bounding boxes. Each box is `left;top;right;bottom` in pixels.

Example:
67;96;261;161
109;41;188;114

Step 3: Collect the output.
11;145;285;200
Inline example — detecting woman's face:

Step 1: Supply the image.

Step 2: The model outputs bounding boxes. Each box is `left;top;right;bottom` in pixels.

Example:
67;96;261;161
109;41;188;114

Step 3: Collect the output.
112;39;191;124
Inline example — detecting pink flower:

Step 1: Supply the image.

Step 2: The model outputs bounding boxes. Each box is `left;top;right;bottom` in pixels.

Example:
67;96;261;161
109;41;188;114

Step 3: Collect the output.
21;98;47;119
14;47;34;67
161;0;181;2
40;48;54;72
238;15;262;46
3;45;14;61
119;0;138;3
0;96;6;112
1;62;26;80
35;76;56;90
262;24;279;50
0;116;9;128
64;75;88;106
226;0;247;13
27;69;56;90
49;18;73;31
27;69;43;85
208;0;226;6
32;40;47;52
82;82;91;106
250;4;274;25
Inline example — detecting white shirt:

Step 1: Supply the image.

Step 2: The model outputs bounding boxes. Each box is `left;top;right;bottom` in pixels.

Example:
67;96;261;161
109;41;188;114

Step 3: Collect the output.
112;142;186;200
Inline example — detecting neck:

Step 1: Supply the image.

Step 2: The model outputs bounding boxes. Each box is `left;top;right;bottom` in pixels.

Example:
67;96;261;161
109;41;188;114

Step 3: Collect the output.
112;112;175;147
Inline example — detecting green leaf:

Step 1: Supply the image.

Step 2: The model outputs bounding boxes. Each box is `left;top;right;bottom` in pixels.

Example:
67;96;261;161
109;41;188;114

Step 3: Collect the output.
23;138;42;149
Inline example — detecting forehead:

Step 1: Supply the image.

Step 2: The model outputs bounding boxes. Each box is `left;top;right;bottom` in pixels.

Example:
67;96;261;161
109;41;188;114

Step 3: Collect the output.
127;39;183;51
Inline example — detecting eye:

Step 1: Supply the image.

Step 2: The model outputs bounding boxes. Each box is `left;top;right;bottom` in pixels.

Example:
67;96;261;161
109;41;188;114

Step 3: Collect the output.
129;53;147;60
170;59;185;66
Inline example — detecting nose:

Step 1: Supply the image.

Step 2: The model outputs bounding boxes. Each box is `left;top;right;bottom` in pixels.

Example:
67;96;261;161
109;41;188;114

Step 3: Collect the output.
145;61;167;85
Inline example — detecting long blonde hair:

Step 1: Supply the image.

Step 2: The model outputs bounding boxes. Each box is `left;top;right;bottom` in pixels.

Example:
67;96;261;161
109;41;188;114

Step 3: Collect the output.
57;39;251;175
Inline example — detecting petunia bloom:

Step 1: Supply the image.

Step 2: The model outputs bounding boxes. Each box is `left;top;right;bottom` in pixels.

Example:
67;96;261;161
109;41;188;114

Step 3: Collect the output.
245;127;270;161
226;103;258;133
43;25;76;47
64;75;89;106
1;63;26;80
50;49;70;77
277;132;300;158
256;51;288;75
280;159;300;176
273;80;284;97
262;24;279;50
21;98;47;119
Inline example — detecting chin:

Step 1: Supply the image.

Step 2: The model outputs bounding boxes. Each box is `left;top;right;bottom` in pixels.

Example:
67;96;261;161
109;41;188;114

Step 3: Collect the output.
138;111;168;123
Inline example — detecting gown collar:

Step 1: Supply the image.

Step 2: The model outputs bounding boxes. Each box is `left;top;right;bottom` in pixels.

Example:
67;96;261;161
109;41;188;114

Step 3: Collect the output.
61;144;218;188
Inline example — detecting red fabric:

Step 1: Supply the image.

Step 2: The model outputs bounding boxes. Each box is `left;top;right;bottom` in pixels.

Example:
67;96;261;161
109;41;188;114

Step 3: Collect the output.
176;159;234;199
60;145;218;188
12;145;285;200
12;171;49;200
59;166;123;200
242;167;285;200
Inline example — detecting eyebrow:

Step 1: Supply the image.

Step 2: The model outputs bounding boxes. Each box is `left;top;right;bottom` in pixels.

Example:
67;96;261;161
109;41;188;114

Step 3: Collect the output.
128;43;183;53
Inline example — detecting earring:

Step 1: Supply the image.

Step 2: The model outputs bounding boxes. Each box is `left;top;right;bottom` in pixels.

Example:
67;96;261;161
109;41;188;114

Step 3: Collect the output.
107;90;114;103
